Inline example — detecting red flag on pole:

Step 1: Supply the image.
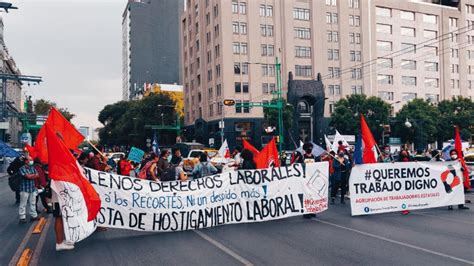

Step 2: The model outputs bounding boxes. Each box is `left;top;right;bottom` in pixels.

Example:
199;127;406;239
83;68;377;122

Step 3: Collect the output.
46;124;101;221
24;144;37;159
361;114;378;164
34;107;85;163
243;139;260;158
255;137;280;169
455;126;471;189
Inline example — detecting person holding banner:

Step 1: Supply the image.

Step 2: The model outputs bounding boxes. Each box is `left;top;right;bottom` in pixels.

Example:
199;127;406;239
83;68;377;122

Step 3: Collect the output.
447;149;469;210
331;151;350;204
192;153;218;179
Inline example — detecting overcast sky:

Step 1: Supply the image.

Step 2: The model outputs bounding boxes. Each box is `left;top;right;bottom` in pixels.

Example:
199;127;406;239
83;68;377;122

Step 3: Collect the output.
3;0;125;129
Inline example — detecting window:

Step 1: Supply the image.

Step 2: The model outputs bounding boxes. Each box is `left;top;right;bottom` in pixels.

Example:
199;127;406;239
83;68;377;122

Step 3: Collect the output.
355;33;361;44
293;8;310;20
213;4;219;17
295;65;313;77
235;100;242;113
401;60;416;70
424;78;439;88
326;12;338;24
295;27;311;39
328;85;341;95
260;5;273;17
351;68;362;79
327;49;339;60
468;50;474;59
376;7;391;17
378;91;394;100
424;45;438;56
239;2;247;14
424;30;437;39
326;0;337;6
349;33;355;43
349;15;360;26
215;44;220;57
295;46;311;58
451;48;459;58
351;86;363;94
214;24;219;37
378;58;393;68
243;101;250;113
206;13;210;25
234;62;248;74
216;64;221;77
402;76;416;86
423;14;437;24
425;94;439;103
377;40;392;51
402;93;417;102
327;31;339;42
378;75;393;84
450;33;459;42
242;82;249;93
451;64;459;73
233;42;240;54
401;27;415;37
449;17;458;27
235;82;241;93
216;84;222;96
232;1;238;14
232;22;239;34
261;24;274;37
261;44;274;56
207;51;211;63
209;104;214;117
401;43;416;54
400;11;415;21
467;5;474;14
348;0;359;9
261;64;275;76
262;83;269;94
350;50;361;61
376;24;392;34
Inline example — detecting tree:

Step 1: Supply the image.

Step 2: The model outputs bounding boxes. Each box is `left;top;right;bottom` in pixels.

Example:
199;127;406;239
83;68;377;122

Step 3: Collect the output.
437;97;474;143
329;94;391;140
393;99;440;149
33;99;75;121
263;99;294;131
98;93;180;149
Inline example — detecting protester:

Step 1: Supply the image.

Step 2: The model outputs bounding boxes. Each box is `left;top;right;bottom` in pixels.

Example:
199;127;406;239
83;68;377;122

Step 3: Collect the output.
294;143;318;164
51;188;74;251
240;149;256;170
86;150;109;171
18;156;39;223
430;150;444;162
381;145;394;163
156;150;171;178
414;149;430;162
170;148;183;165
192;153;218;178
447;149;469;210
398;150;412;162
331;151;350;204
117;154;133;176
77;152;89;167
138;153;159;181
232;145;242;168
7;155;26;203
34;158;51;213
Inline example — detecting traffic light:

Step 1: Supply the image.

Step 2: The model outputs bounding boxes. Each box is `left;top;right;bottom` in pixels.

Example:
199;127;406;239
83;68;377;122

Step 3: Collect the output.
223;99;236;106
5;133;11;143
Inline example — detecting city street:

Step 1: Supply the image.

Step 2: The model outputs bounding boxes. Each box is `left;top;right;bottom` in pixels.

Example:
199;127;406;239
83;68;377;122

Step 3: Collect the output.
1;175;473;266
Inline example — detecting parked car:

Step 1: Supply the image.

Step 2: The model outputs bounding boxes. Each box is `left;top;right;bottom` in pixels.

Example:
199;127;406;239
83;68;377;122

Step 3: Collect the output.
106;152;126;163
464;153;474;187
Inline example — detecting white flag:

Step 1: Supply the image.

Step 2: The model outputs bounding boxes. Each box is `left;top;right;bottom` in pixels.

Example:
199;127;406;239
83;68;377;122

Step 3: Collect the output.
332;130;349;152
324;135;332;151
218;140;230;159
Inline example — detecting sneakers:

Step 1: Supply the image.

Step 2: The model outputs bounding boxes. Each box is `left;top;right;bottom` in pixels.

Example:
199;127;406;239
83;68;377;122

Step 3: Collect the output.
19;218;27;224
330;198;335;205
56;242;74;251
459;205;470;210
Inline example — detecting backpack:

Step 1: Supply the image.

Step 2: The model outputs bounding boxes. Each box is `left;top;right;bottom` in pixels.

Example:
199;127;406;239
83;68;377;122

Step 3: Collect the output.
138;161;154;179
161;166;177;182
8;173;21;192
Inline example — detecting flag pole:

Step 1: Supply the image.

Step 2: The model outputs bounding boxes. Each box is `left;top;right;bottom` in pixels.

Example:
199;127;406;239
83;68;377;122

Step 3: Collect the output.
87;140;106;158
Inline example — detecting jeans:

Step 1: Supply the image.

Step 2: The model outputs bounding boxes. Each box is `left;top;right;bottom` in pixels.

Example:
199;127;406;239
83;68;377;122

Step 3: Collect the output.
19;191;37;219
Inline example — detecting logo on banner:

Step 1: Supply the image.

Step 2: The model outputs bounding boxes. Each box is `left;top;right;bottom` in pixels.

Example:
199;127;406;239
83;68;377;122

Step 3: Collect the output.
364;207;370;213
401;204;407;209
440;165;461;194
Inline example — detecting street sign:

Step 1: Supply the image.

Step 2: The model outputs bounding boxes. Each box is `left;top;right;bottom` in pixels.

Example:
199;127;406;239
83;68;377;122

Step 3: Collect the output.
389;137;401;144
219;120;224;129
223;99;235;106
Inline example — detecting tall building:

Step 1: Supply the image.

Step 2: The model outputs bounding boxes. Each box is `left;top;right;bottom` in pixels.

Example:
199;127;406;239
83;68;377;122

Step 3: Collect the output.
0;16;23;147
181;0;474;147
122;0;185;100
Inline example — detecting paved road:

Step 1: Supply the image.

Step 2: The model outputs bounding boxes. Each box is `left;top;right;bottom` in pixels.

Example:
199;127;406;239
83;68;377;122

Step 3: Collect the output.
1;176;473;266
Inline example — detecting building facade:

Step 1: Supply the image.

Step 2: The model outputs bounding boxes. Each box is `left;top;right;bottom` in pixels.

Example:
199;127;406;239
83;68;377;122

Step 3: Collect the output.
181;0;474;147
0;17;23;147
122;0;185;100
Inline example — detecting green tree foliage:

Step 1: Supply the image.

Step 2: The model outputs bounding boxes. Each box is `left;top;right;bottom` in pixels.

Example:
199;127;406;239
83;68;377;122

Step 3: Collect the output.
437;97;474;142
329;94;391;140
98;93;180;149
263;99;294;130
393;99;440;147
33;99;75;121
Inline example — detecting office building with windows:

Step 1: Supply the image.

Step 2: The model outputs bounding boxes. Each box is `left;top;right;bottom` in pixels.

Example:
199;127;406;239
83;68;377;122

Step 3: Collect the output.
181;0;474;147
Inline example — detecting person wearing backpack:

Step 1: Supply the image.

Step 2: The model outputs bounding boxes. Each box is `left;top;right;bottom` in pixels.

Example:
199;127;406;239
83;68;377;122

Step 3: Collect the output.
192;153;218;179
138;154;159;181
7;155;25;204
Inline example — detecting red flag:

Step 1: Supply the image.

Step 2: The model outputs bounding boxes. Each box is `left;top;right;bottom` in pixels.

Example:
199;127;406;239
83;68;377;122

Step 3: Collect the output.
35;107;85;163
46;124;100;221
361;114;378;164
243;139;260;158
24;144;37;159
455;126;471;189
255;137;280;169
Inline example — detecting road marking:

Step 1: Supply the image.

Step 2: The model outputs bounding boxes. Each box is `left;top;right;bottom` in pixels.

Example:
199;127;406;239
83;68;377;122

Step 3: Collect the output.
8;220;37;266
313;218;474;265
30;216;52;266
413;212;474;225
32;217;46;234
16;248;32;266
194;230;253;266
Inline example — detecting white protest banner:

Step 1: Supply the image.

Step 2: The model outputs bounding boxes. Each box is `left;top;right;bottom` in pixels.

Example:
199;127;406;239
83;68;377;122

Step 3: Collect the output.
83;162;328;232
50;180;97;243
349;162;465;216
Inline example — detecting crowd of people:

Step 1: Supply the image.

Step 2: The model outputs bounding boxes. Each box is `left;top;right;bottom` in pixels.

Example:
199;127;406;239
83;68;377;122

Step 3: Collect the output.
5;140;471;251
